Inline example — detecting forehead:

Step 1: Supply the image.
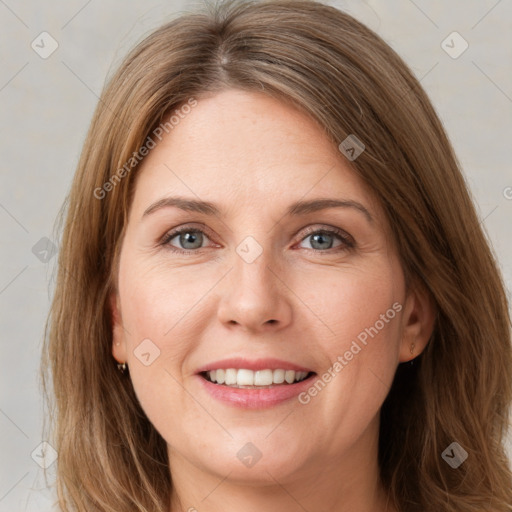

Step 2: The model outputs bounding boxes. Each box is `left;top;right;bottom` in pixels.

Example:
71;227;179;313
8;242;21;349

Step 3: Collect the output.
130;89;378;217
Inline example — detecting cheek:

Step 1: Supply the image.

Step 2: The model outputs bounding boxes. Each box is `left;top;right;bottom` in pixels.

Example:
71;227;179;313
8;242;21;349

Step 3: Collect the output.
117;263;206;440
297;260;404;351
118;255;217;345
296;261;404;429
116;254;233;426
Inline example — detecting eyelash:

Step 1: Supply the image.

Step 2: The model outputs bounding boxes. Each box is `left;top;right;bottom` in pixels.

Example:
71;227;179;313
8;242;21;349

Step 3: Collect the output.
160;224;355;255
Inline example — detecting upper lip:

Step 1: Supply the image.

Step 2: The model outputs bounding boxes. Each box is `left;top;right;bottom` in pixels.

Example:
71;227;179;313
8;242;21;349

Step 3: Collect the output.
196;357;314;374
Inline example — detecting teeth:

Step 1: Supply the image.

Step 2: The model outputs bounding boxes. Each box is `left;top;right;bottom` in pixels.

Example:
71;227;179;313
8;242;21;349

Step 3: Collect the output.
237;369;254;386
254;369;273;386
285;370;295;384
225;368;237;385
205;368;310;387
273;369;285;384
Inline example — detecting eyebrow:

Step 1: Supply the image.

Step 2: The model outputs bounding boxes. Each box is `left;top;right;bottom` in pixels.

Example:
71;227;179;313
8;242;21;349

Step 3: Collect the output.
142;196;373;223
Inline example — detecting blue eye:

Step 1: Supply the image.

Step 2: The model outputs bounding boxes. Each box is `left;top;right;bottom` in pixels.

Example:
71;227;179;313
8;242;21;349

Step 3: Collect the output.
161;226;354;254
298;229;354;251
301;231;339;250
163;228;210;252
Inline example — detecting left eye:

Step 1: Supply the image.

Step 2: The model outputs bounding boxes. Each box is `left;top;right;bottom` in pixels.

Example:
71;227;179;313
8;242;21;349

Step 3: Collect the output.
298;230;351;251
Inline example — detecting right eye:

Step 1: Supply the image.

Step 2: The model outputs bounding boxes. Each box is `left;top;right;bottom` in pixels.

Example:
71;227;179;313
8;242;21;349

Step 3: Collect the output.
161;227;214;253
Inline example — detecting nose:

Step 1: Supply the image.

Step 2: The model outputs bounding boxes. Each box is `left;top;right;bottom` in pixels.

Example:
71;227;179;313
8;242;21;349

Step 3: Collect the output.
216;246;293;334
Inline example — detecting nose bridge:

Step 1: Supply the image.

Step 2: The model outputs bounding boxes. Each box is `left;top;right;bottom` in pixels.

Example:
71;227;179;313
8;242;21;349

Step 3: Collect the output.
216;233;292;331
233;233;281;306
236;240;275;294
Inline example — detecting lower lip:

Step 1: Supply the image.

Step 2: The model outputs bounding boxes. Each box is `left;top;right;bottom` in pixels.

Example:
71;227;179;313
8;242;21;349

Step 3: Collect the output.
197;374;316;409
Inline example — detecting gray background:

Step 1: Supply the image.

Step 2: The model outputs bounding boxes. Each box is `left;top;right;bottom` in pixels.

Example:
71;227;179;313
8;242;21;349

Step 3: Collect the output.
1;0;511;510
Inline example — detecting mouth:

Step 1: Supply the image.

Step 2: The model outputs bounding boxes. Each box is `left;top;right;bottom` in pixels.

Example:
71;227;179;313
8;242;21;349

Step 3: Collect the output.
200;368;316;388
195;357;317;408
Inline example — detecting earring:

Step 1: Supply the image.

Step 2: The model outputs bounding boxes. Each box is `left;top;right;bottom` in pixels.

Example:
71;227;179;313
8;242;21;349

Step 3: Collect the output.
117;362;127;373
409;342;416;366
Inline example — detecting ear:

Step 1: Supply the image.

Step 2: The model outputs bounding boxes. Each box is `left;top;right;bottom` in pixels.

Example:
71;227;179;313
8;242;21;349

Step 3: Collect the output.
399;281;436;362
110;292;127;364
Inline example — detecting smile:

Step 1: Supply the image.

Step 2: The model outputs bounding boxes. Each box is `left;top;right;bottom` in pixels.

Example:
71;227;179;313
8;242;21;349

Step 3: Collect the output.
201;368;313;388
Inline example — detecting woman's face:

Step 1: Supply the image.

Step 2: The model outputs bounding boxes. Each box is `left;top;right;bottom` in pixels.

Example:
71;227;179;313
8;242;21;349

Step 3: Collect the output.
112;89;426;489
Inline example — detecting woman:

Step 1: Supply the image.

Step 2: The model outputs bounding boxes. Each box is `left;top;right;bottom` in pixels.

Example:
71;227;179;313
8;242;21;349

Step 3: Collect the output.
42;0;512;510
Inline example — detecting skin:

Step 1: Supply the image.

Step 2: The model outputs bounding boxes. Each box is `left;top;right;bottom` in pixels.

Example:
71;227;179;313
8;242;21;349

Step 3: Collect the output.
111;89;434;512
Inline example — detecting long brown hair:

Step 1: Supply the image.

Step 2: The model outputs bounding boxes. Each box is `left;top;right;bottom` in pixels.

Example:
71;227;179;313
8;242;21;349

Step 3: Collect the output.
42;0;512;510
